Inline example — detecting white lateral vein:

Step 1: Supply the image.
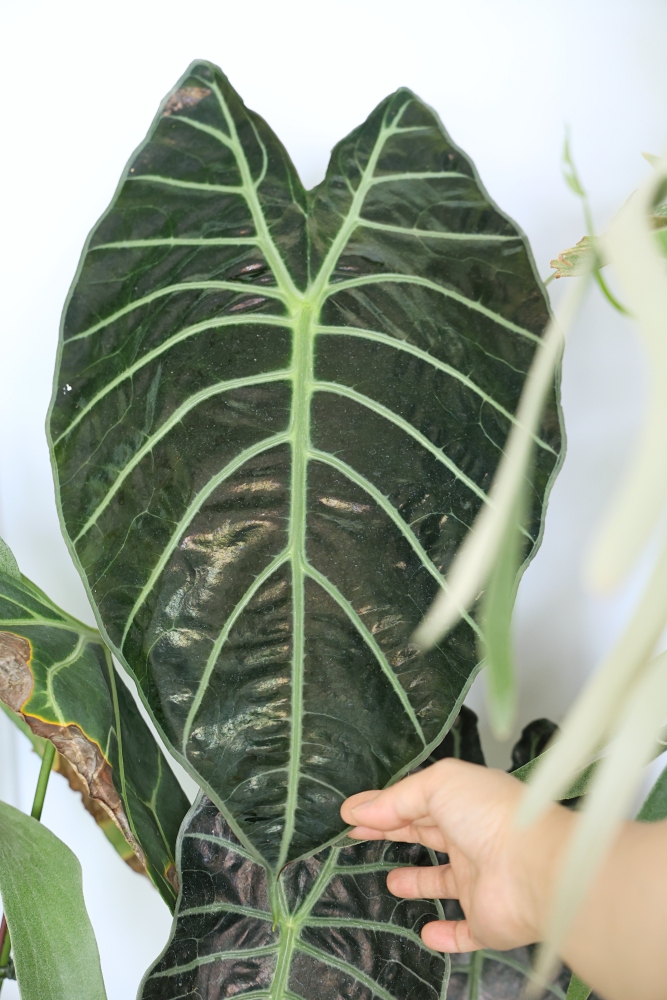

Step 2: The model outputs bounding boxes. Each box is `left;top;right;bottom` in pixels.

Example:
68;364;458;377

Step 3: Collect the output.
305;563;426;746
74;370;291;542
67;280;286;343
182;550;290;753
324;273;542;344
127;174;241;194
56;314;290;444
315;326;554;455
358;219;518;241
307;447;480;638
91;237;258;250
313;381;491;505
119;432;290;648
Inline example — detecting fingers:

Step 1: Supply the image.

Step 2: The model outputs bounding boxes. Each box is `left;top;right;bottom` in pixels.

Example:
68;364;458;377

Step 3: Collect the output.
387;863;457;901
346;822;429;843
341;764;452;833
421;919;481;953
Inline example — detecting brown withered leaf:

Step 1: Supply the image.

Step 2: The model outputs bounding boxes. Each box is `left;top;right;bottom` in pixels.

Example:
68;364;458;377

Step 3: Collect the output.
0;568;189;910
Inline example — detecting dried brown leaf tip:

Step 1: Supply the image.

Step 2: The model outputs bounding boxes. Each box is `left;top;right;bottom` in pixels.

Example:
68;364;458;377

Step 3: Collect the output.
0;630;148;876
28;717;148;876
53;752;146;874
163;87;211;116
0;631;33;711
165;863;179;894
550;235;602;278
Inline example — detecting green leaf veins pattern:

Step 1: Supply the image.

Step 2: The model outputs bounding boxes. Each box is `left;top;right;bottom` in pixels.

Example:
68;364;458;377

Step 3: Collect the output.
50;61;561;869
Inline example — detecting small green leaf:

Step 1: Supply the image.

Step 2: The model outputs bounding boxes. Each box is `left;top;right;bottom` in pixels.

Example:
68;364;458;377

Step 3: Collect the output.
637;761;667;821
510;718;558;770
0;800;107;1000
565;972;591;999
0;537;19;581
0;570;189;908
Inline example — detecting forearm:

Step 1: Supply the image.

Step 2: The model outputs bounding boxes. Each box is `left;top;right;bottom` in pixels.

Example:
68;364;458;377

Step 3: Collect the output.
547;819;667;1000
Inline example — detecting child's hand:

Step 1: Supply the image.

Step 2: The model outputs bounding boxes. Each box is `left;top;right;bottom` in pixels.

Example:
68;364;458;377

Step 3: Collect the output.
340;758;573;954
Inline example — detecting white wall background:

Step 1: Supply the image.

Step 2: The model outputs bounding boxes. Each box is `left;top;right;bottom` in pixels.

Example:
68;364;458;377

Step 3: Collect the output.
0;1;665;996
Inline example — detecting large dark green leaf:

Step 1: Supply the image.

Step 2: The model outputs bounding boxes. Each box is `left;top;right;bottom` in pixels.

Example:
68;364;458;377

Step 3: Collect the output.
140;794;449;1000
0;569;189;908
0;801;107;1000
49;60;561;869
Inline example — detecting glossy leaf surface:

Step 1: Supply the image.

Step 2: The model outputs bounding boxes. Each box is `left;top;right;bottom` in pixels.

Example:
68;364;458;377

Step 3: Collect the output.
0;569;189;908
140;795;449;1000
0;801;107;1000
447;944;572;1000
50;61;561;868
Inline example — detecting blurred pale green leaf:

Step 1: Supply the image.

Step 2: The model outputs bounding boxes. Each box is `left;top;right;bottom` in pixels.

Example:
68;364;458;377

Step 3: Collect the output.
478;479;529;737
0;800;107;1000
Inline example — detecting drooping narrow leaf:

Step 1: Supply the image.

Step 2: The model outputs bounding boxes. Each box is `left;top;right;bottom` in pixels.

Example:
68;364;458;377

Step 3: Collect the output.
477;473;530;736
139;795;449;1000
0;800;107;1000
0;569;189;908
559;134;629;316
586;155;667;590
49;60;561;870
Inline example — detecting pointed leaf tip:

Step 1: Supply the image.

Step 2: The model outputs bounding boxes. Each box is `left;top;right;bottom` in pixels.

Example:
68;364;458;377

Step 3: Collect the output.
0;536;20;580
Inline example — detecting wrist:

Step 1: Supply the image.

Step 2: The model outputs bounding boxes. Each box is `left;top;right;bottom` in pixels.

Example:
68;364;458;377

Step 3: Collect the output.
518;798;575;941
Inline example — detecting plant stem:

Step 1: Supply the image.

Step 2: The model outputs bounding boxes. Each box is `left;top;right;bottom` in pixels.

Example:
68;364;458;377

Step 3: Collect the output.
0;914;9;996
31;741;56;821
467;950;484;1000
0;740;57;985
0;917;9;968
